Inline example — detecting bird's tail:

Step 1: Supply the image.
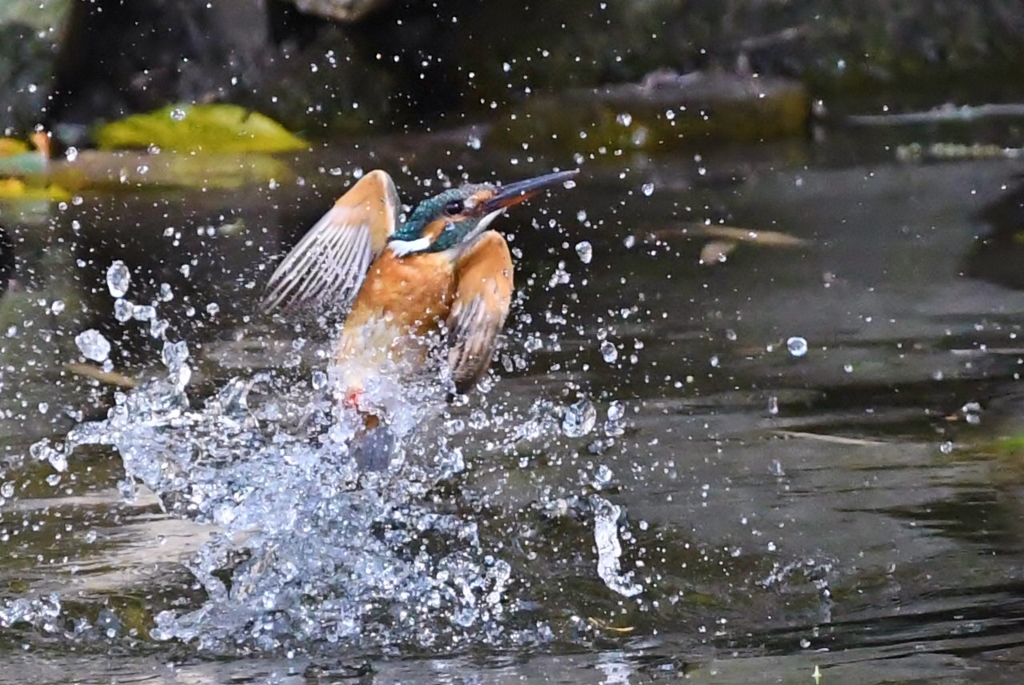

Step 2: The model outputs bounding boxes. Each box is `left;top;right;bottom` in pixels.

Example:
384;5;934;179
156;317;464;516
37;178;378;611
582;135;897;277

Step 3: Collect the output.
351;414;397;471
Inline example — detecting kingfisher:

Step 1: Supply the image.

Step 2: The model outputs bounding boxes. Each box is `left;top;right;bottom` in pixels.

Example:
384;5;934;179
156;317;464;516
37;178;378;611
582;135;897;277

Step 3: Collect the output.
262;168;576;463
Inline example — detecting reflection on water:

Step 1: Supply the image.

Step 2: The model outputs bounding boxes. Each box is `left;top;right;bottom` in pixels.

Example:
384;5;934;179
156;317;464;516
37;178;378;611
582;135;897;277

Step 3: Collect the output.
3;129;1024;682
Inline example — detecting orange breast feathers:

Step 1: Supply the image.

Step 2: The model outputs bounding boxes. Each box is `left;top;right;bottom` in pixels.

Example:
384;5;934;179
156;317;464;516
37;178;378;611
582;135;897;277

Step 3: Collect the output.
334;249;457;369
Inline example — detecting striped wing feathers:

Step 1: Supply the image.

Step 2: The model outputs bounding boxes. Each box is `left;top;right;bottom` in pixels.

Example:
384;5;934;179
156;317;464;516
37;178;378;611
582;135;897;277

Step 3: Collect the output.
262;170;399;313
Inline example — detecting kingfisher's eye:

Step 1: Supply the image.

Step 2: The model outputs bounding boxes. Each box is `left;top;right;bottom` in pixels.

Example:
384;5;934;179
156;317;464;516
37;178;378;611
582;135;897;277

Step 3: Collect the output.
443;199;464;216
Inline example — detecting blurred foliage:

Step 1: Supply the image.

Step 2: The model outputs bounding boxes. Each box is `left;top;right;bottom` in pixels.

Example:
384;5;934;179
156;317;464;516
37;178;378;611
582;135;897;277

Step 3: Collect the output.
0;178;70;201
494;73;809;153
0;137;29;156
51;150;295;190
94;104;308;154
0;132;67;202
0;0;69;30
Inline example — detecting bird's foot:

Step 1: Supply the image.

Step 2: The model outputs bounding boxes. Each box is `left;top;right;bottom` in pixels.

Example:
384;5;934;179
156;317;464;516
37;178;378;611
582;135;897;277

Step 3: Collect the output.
341;386;364;410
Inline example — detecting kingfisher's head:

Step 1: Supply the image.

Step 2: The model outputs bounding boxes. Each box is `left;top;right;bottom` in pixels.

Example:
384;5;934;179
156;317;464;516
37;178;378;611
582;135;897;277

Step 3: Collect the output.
388;169;577;256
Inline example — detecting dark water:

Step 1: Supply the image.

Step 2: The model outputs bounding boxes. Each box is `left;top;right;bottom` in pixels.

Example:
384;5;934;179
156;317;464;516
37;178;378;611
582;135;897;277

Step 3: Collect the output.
3;121;1024;683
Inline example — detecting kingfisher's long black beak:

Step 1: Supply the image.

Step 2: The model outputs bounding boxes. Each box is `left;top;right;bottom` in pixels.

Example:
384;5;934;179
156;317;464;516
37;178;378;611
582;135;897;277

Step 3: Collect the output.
482;169;578;213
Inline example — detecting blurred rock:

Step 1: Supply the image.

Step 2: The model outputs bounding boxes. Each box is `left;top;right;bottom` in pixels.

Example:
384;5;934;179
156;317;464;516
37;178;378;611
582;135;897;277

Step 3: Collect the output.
45;0;391;142
0;0;70;134
492;71;810;153
966;176;1024;291
285;0;393;22
11;0;1024;141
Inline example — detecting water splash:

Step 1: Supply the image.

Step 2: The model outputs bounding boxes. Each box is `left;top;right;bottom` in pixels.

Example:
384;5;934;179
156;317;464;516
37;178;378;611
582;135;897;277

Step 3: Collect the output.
33;272;644;653
54;346;536;652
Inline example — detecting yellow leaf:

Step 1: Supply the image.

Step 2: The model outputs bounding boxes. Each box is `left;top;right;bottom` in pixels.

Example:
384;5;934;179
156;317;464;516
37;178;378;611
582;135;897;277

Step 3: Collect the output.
95;104;308;154
0;138;30;157
587;616;636;633
65;363;138;389
654;223;810;247
699;239;737;265
696;225;809;246
0;178;72;202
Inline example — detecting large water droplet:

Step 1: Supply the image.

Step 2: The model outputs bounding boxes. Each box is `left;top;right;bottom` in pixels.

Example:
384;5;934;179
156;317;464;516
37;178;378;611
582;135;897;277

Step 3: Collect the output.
600;340;618;364
575;240;593;264
641;182;654;196
562;398;597;438
75;329;111;362
161;340;189;373
113;299;135;322
786;336;808;357
604;400;625;436
170;107;187;122
106;260;131;298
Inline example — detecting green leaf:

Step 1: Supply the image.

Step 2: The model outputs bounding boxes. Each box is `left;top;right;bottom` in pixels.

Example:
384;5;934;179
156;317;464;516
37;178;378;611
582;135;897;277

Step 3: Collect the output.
95;104;308;154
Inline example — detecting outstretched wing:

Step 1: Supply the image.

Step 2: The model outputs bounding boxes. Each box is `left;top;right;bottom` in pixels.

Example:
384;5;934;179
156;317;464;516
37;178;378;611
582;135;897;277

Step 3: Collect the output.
262;170;399;313
447;231;514;393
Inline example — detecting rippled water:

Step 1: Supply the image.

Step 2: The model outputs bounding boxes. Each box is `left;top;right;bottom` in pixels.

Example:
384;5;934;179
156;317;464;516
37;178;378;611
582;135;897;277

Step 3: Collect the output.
4;123;1024;683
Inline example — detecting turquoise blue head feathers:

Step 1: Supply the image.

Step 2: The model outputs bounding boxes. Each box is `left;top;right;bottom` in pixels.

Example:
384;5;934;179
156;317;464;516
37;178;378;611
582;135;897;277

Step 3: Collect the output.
390;184;496;254
388;170;578;256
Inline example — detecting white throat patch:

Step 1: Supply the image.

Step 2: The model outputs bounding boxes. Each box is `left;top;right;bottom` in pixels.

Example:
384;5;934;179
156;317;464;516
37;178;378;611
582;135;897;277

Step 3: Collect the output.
389;237;432;257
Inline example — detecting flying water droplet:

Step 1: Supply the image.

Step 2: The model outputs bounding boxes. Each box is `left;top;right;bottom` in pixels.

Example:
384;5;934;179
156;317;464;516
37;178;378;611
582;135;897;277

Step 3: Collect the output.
106;261;131;298
641;182;655;196
113;299;135;322
575;240;593;264
787;336;808;357
562;398;597;438
75;329;111;363
592;464;615;489
600;340;618;364
170;107;187;122
592;495;643;597
604;401;625;437
161;340;189;373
